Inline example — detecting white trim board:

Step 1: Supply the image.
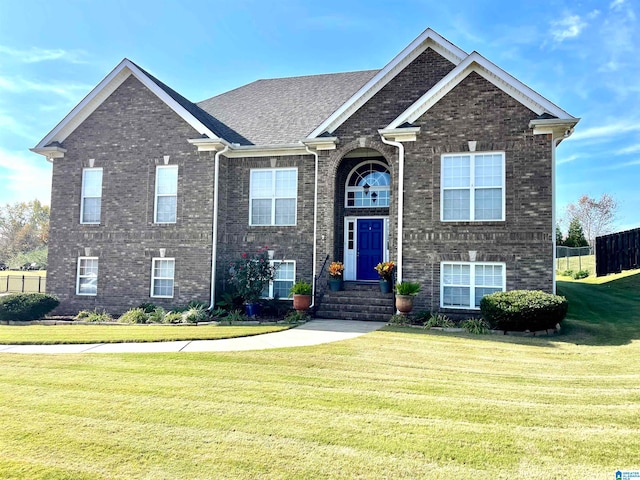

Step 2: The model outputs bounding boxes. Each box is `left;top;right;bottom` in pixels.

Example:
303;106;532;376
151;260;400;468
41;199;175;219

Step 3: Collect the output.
387;52;577;129
34;59;220;151
308;28;467;139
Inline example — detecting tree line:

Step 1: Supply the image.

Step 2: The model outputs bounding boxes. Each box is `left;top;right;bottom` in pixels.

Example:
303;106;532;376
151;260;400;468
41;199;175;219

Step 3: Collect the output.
0;200;49;271
557;194;618;248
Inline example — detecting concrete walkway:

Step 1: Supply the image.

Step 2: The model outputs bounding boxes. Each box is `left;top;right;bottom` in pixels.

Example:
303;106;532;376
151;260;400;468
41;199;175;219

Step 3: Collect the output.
0;319;386;354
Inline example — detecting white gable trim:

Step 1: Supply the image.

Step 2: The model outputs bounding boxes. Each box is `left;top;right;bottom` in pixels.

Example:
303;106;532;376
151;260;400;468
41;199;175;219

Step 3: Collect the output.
387;52;576;129
307;28;467;139
34;59;219;151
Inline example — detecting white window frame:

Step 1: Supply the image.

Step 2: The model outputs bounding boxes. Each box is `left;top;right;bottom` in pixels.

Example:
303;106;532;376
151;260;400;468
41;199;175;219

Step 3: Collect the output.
80;167;103;224
440;261;506;309
440;152;505;222
249;168;298;226
344;160;391;208
261;260;296;300
76;256;99;296
154;165;178;224
150;257;175;298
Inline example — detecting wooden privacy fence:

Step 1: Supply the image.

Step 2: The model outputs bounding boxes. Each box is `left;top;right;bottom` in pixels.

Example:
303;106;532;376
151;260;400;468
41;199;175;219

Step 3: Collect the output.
595;228;640;276
0;275;47;294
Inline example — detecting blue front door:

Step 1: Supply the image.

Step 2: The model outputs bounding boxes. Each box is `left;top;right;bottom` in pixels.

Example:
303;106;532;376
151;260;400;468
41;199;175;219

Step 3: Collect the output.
357;219;384;280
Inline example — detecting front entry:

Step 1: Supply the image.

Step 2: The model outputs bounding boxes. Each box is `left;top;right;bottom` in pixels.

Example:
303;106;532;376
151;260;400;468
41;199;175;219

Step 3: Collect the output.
356;219;384;280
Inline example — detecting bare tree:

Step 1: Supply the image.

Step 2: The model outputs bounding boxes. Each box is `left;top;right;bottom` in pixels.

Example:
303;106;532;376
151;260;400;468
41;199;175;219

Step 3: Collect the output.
565;194;618;246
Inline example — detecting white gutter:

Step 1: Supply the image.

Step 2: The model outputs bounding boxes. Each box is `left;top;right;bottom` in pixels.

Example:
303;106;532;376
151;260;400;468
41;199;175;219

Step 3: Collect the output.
209;145;229;309
379;136;405;283
305;145;319;307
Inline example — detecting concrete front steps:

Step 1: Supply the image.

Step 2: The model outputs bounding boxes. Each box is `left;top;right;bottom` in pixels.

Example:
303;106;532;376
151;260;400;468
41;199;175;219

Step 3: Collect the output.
315;282;394;322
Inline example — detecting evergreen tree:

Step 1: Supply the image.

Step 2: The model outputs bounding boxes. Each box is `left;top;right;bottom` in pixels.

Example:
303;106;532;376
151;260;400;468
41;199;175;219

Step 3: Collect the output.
564;218;589;247
555;225;564;246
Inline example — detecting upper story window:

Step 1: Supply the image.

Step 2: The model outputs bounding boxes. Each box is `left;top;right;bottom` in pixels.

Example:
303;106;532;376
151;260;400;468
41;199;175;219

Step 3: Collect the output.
76;257;98;295
155;165;178;224
250;168;297;226
441;262;505;309
441;153;504;221
151;257;175;298
81;168;103;224
345;161;390;208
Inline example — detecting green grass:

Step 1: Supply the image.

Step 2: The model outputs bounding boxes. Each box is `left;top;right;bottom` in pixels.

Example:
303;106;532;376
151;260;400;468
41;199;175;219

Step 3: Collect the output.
556;253;595;275
0;324;289;345
0;273;639;478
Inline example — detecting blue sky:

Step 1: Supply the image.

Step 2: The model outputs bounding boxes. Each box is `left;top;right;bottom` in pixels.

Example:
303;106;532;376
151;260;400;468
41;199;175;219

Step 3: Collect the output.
0;0;638;231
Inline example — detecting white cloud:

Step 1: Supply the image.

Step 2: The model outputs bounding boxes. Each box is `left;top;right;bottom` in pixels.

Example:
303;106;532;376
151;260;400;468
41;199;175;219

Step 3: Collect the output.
0;74;91;101
0;45;86;64
610;0;626;10
0;148;52;206
551;14;587;42
615;144;640;155
0;111;33;139
568;121;640;142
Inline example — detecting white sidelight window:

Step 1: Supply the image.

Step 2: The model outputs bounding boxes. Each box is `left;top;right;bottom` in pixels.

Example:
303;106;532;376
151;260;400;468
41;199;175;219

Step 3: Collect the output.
155;165;178;223
261;260;296;299
250;168;297;226
441;262;505;309
151;258;175;298
441;153;504;221
76;257;99;295
81;168;103;224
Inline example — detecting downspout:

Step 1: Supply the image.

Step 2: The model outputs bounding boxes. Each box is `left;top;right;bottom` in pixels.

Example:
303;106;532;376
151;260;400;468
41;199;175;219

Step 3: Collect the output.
379;136;405;283
209;145;229;309
305;145;319;307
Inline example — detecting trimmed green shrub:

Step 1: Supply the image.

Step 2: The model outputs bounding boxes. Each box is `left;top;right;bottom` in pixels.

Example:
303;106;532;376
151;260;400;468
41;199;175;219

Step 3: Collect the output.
480;290;568;332
0;293;59;321
572;270;589;280
118;308;149;324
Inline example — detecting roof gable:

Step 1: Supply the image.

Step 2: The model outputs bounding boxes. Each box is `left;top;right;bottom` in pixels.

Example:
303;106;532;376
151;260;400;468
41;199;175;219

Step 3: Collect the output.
34;59;236;150
307;28;468;139
387;51;576;129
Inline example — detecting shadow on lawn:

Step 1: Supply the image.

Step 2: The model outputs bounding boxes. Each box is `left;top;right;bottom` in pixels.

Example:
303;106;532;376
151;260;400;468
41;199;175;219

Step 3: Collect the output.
388;272;640;347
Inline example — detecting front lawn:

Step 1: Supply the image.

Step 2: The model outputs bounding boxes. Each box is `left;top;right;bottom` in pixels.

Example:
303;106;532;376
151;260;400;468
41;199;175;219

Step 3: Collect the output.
0;272;638;478
0;324;289;345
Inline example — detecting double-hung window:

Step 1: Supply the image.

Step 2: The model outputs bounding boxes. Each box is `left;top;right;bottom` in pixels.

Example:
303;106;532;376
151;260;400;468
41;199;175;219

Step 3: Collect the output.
441;153;504;221
261;260;295;299
441;262;505;309
155;165;178;223
81;168;103;224
250;168;297;226
151;258;175;298
76;257;98;295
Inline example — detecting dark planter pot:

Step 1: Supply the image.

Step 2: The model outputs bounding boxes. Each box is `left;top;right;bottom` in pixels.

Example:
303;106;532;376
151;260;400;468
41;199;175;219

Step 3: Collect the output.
293;294;312;312
244;302;262;318
328;278;344;291
379;278;392;294
395;294;414;315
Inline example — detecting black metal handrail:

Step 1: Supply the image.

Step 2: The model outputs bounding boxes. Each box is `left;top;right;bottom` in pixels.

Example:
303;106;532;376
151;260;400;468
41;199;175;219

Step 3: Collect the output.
312;254;330;315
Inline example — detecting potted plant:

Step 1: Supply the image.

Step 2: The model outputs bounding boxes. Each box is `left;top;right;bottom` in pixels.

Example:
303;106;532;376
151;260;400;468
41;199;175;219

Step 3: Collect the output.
374;261;395;293
290;280;312;311
328;261;345;291
395;281;421;314
228;247;277;317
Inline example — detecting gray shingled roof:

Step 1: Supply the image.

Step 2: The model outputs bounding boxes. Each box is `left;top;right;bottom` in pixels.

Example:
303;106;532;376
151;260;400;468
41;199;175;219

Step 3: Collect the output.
197;70;379;146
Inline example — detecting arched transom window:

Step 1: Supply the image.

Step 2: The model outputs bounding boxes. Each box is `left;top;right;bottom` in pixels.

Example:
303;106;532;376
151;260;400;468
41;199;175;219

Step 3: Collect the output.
345;161;390;208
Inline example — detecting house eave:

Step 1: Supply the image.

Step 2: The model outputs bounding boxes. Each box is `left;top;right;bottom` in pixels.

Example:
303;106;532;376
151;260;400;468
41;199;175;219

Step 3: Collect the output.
529;118;580;138
302;137;339;151
378;127;420;142
29;146;67;160
187;137;231;152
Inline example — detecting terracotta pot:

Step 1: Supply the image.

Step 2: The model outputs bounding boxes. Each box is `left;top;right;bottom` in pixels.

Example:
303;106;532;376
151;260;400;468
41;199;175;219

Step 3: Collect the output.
395;294;414;314
293;294;312;311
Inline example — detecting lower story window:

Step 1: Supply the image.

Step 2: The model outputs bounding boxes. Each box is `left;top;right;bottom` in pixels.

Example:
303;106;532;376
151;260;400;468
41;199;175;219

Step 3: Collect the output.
151;258;175;298
441;262;505;309
262;260;295;299
76;257;98;295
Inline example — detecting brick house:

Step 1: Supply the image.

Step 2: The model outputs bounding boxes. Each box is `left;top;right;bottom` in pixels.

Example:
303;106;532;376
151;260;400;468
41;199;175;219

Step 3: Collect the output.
32;28;578;319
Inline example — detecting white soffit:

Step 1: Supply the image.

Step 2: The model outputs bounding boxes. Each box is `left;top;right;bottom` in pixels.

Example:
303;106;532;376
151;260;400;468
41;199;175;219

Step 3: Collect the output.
387;52;576;129
34;59;218;150
307;28;467;139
